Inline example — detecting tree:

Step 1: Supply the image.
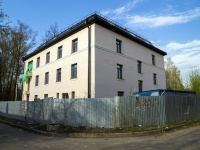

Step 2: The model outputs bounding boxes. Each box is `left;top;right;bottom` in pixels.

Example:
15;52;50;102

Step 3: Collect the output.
0;1;9;28
165;58;184;90
185;69;200;96
0;1;10;100
11;21;37;100
0;21;37;101
42;23;59;43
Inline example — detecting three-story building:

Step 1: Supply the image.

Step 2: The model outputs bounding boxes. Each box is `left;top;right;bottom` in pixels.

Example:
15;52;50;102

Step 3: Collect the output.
22;13;167;101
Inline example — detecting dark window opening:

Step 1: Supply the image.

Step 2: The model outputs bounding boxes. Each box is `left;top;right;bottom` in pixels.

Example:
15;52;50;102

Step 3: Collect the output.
62;93;69;99
45;72;49;84
152;55;155;65
44;94;48;99
46;52;50;64
72;91;75;98
116;39;122;53
138;80;143;92
72;38;78;53
56;68;61;82
117;64;123;79
137;61;142;73
35;75;39;86
118;91;124;96
71;64;77;79
153;73;157;84
36;57;40;68
57;46;62;59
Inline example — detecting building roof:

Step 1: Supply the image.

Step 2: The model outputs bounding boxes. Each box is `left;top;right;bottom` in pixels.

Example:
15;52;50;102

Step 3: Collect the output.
23;12;167;61
133;89;196;96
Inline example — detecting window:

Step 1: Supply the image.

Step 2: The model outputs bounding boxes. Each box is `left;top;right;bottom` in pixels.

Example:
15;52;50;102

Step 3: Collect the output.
45;72;49;84
137;61;142;73
153;73;157;84
35;75;39;86
27;94;29;101
118;91;124;96
117;64;123;79
34;95;38;100
138;80;143;92
36;57;40;68
46;52;50;64
44;94;48;99
56;68;61;82
72;91;75;98
28;60;33;69
72;38;78;53
27;78;30;91
57;93;59;99
57;46;62;59
152;55;155;65
28;61;33;66
62;93;69;99
71;63;77;79
116;39;121;53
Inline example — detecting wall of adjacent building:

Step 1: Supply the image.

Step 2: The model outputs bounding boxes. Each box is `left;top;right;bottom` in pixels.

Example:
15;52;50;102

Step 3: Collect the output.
94;24;166;98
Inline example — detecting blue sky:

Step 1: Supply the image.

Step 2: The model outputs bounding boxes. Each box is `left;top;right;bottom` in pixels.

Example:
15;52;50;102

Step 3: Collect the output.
1;0;200;78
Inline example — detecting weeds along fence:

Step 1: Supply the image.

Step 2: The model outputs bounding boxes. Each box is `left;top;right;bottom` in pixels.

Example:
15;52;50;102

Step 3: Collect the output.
0;96;200;128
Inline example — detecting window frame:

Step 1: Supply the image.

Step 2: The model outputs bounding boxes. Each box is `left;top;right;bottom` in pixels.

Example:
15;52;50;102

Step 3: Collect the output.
72;38;78;53
72;91;75;98
71;63;77;79
118;91;124;96
44;94;48;99
28;60;33;66
35;75;39;86
137;60;142;73
36;57;40;68
116;39;122;53
57;46;62;59
117;64;123;79
138;80;143;92
28;60;33;69
34;95;38;100
153;73;157;85
44;72;49;84
46;52;50;64
56;68;62;82
152;55;155;65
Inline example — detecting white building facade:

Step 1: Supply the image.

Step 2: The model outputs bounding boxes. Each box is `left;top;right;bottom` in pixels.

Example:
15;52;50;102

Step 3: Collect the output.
22;13;167;101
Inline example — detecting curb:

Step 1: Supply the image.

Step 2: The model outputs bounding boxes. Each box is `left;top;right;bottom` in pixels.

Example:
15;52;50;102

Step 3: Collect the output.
1;119;198;138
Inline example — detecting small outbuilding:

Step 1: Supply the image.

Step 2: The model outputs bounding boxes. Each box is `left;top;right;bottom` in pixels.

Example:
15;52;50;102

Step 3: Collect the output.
133;89;196;96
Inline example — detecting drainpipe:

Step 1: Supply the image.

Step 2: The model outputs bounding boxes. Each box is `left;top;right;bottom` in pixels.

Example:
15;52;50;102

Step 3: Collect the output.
85;19;91;98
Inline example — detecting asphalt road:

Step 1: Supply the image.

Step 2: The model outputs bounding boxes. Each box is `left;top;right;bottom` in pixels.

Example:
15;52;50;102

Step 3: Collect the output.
0;122;200;150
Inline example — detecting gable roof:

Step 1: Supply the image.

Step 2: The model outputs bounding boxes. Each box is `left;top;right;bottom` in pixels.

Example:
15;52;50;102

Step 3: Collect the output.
23;12;167;61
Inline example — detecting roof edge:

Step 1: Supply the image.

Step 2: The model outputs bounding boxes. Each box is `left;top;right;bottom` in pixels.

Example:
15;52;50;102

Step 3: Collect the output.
23;12;167;61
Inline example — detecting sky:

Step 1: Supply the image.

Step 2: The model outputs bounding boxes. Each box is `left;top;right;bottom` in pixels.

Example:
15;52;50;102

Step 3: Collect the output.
1;0;200;79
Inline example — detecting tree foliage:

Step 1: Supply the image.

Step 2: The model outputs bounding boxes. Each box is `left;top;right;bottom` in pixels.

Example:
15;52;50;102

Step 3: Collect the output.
42;23;59;43
185;69;200;96
165;58;184;90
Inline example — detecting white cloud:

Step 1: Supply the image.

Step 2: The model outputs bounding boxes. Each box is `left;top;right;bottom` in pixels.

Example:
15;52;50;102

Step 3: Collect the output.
101;1;200;28
171;52;200;78
101;0;144;16
126;8;200;28
166;40;200;51
163;40;200;78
